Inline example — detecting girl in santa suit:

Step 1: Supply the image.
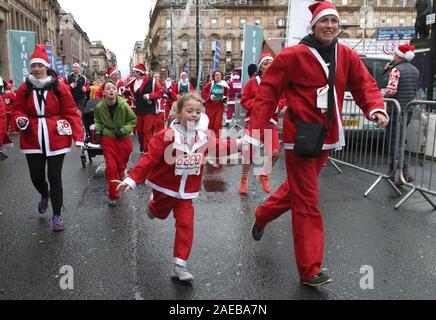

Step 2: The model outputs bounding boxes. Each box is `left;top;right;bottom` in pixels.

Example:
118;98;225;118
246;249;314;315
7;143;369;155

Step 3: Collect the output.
171;72;195;101
3;83;17;134
239;53;287;195
244;1;389;287
112;93;242;282
0;96;13;160
201;70;229;138
12;44;84;232
93;80;137;207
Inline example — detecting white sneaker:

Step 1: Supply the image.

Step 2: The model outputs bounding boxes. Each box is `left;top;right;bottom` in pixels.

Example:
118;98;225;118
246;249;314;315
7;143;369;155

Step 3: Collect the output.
173;264;194;282
145;193;155;220
95;163;106;176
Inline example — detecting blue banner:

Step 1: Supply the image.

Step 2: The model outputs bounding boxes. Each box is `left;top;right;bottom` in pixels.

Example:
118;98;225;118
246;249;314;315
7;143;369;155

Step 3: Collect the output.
376;28;416;41
56;57;64;78
242;24;264;86
45;45;53;68
8;30;36;87
212;41;221;71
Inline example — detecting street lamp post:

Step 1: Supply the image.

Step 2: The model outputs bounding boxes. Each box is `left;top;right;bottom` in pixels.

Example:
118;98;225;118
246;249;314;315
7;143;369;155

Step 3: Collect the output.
195;0;200;90
428;0;436;100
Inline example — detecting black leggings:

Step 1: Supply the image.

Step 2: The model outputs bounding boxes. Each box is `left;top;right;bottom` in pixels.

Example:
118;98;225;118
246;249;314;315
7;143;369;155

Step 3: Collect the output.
25;154;65;216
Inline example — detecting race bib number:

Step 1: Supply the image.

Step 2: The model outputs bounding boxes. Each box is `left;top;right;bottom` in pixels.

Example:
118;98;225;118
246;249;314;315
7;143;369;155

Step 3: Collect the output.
56;119;72;136
175;153;203;176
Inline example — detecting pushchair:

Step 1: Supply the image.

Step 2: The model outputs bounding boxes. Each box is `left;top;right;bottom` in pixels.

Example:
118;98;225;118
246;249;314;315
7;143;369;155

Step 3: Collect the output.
80;99;103;167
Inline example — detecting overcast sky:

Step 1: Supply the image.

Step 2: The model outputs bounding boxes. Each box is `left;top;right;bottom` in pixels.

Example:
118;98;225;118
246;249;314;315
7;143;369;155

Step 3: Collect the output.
57;0;152;77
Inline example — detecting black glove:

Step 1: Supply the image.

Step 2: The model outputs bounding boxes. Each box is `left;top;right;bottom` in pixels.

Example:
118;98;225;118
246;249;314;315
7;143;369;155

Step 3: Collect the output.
223;97;228;104
113;129;124;139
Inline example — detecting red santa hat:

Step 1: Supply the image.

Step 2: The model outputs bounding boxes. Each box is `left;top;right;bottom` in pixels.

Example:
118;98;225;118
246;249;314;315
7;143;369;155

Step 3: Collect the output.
231;71;240;80
30;44;50;68
133;64;146;74
258;53;273;67
107;67;120;77
395;44;415;61
7;80;14;86
309;1;339;28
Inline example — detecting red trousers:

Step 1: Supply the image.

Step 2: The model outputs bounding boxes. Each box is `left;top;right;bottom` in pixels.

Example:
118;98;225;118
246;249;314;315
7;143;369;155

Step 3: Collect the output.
148;190;195;262
155;113;165;134
205;106;224;138
102;136;133;200
136;114;161;152
255;150;330;281
6;112;16;133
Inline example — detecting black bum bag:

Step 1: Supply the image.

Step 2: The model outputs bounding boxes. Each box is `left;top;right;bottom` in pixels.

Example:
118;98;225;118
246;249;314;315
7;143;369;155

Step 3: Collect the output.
293;122;327;158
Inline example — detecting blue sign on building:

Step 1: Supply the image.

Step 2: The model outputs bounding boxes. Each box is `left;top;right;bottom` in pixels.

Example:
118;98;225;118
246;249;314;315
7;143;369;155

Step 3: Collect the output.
376;27;416;41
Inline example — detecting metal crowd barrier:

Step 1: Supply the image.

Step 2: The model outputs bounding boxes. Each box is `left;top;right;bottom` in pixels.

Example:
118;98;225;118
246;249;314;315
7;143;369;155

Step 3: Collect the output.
395;100;436;210
330;98;403;197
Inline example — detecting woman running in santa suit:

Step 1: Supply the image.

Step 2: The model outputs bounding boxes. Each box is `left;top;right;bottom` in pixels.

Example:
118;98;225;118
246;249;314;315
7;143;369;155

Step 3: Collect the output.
12;44;84;232
0;95;13;159
201;70;229;139
239;53;286;195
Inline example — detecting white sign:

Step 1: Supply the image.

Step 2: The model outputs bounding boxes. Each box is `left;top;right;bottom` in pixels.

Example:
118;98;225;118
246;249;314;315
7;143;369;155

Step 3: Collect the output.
286;0;314;47
427;13;435;25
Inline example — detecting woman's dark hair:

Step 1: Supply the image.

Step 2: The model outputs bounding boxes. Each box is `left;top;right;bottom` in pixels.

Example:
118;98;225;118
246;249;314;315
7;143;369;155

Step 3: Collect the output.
212;70;224;81
248;64;258;78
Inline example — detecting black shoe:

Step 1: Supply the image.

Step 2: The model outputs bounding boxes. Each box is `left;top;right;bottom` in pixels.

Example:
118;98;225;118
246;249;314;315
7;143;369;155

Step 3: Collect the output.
252;222;264;241
301;273;332;287
139;145;144;153
0;152;8;161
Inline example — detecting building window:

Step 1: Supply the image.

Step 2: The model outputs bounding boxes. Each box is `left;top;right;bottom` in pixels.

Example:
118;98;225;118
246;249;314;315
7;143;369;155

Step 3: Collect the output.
255;18;261;26
386;18;392;27
240;40;244;54
341;19;348;26
399;18;405;27
240;18;246;28
166;18;171;29
226;18;232;29
277;18;286;28
223;0;229;3
211;18;217;29
226;40;232;53
211;40;217;53
342;0;348;5
182;41;188;54
239;0;247;4
167;40;171;52
209;0;216;4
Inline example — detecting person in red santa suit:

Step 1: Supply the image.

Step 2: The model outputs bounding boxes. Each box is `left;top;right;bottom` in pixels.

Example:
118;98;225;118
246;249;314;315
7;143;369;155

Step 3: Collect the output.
0;96;13;160
95;67;125;99
162;76;174;122
93;80;137;207
244;1;389;287
201;70;229;138
127;64;163;153
172;72;195;101
112;93;242;282
240;53;287;195
224;71;243;128
2;83;17;134
153;71;166;134
11;44;84;232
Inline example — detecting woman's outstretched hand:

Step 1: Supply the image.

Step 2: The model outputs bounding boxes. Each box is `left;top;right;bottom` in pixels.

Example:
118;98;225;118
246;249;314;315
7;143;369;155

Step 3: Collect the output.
111;180;131;192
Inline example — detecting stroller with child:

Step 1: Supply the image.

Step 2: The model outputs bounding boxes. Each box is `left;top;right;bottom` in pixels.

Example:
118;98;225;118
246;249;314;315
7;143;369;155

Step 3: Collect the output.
80;99;103;167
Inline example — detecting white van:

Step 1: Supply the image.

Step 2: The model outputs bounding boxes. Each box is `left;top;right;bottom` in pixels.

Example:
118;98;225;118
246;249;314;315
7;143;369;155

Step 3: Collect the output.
342;54;392;131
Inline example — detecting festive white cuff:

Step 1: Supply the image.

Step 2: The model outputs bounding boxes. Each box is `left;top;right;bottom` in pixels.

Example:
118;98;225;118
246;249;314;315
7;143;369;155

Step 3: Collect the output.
16;117;30;131
369;109;390;123
75;141;84;147
124;177;137;190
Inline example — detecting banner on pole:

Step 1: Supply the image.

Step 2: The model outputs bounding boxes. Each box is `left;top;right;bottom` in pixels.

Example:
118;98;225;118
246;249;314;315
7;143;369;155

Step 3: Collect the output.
45;45;53;68
211;41;221;71
8;30;36;87
241;24;264;86
56;57;64;78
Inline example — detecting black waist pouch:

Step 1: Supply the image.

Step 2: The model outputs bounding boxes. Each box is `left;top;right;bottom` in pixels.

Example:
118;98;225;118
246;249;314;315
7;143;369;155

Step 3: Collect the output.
294;122;327;158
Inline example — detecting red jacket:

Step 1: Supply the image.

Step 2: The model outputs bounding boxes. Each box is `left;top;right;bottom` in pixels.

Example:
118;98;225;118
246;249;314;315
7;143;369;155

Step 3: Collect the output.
11;78;84;156
0;96;12;151
2;90;16;113
201;81;229;109
241;76;286;125
124;115;239;199
227;79;243;105
171;81;195;101
246;43;387;150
